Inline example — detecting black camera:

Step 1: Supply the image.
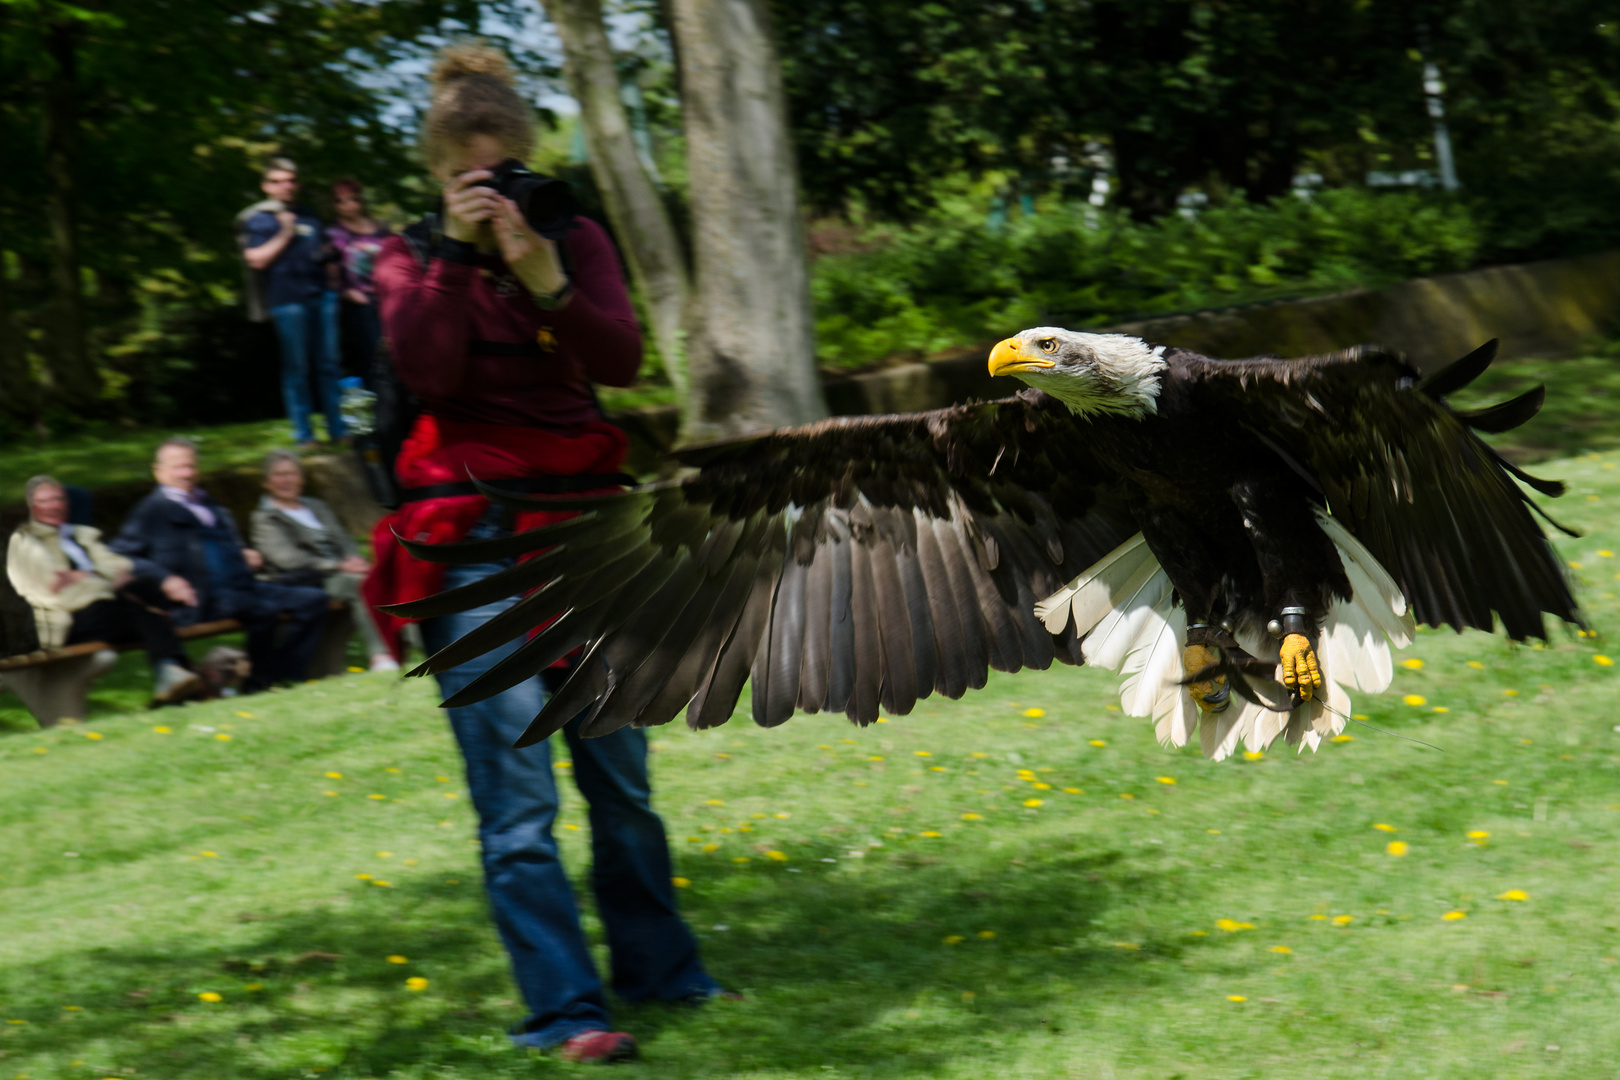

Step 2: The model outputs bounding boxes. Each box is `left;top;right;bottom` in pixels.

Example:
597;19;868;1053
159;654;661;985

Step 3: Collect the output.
476;159;577;240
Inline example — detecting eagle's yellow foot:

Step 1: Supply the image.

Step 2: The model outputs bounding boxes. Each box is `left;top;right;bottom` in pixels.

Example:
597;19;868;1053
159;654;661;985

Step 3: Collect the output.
1183;643;1230;713
1279;633;1322;702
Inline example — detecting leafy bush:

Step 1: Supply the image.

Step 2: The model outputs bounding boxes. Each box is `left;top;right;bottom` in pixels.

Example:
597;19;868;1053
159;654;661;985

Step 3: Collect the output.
811;188;1483;370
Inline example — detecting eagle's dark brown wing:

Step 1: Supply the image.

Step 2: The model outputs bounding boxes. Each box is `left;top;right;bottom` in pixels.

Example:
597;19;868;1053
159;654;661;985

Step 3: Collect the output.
1178;340;1578;640
384;391;1135;744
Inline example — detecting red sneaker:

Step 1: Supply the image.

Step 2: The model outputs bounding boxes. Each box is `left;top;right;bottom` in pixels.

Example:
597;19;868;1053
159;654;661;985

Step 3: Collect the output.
560;1030;638;1064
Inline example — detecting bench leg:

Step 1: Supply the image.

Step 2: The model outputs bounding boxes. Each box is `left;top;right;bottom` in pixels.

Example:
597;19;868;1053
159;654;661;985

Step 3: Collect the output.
0;649;120;728
308;606;355;679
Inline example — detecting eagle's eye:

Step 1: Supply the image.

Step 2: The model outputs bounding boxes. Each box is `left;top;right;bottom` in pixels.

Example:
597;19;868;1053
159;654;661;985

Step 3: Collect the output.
1039;338;1057;354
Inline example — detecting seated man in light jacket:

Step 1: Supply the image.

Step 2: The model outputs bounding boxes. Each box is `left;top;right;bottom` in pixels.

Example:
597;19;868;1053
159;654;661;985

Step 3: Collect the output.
6;475;205;704
250;450;397;672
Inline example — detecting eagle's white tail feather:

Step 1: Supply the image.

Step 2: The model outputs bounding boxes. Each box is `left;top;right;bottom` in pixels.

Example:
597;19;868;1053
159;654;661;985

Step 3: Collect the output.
1047;513;1414;761
1080;559;1174;671
1119;593;1186;719
1035;533;1157;635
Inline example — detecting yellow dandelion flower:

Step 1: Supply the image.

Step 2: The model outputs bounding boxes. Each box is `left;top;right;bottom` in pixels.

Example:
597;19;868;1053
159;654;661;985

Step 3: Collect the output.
920;830;943;838
1602;550;1614;558
1466;661;1484;669
875;717;888;723
356;873;372;880
930;765;947;772
33;747;47;754
348;665;366;673
405;977;429;991
1089;739;1107;747
1207;828;1221;834
961;813;983;821
377;851;392;858
943;935;965;945
1503;688;1518;696
1227;995;1247;1002
702;843;719;852
732;856;751;864
978;930;996;939
671;877;691;888
153;725;172;734
1332;915;1353;926
325;771;343;779
1402;658;1425;670
1032;781;1052;790
442;792;458;799
1023;707;1045;717
1497;889;1529;901
1114;941;1141;949
1596;655;1614;667
85;732;103;740
1331;734;1353;742
564;824;580;831
1467;830;1490;840
385;767;401;773
774;812;791;818
1386;841;1409;856
555;761;573;769
1119;793;1135;800
1309;914;1327;921
368;794;386;800
1402;694;1427;707
201;850;218;858
1493;779;1509;786
705;799;725;806
386;955;408;964
1023;798;1044;808
1156;776;1177;785
1441;910;1467;921
1242;751;1264;761
436;775;449;782
1373;823;1396;832
1270;946;1293;954
868;755;885;761
914;750;932;757
1064;787;1083;794
1433;706;1449;713
197;992;222;1003
766;850;789;862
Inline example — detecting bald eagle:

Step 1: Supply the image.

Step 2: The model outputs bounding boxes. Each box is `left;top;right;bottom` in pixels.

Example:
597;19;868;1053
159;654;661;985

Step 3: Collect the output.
388;330;1578;760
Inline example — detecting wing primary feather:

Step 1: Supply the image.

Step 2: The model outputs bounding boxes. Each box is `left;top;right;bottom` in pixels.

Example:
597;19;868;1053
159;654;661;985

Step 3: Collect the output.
823;514;856;713
1416;339;1498;398
1453;385;1544;434
798;541;833;712
690;550;782;729
511;637;610;748
760;540;808;726
914;512;969;698
869;523;919;716
847;534;883;722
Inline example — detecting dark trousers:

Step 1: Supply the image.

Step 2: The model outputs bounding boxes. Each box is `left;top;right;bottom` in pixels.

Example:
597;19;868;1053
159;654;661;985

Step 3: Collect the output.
66;582;185;668
189;581;329;690
341;298;381;379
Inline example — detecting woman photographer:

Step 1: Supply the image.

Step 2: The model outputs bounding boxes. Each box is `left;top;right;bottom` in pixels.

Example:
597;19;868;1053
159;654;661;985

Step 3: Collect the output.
367;44;721;1062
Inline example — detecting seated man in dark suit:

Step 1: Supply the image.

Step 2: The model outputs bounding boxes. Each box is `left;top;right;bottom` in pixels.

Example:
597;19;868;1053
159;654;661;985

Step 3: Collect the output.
110;437;330;692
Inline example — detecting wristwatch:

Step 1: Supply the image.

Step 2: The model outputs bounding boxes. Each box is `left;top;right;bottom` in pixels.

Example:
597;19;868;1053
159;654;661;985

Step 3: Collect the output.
531;278;574;311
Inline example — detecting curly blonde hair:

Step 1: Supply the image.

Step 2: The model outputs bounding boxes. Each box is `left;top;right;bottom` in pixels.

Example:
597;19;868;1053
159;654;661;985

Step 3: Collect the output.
419;43;536;168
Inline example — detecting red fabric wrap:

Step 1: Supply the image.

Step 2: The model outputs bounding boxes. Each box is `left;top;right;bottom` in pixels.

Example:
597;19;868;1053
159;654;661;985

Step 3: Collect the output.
362;413;630;660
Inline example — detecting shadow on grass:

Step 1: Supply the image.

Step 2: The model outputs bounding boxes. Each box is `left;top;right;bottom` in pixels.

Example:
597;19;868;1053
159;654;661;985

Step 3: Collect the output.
6;844;1161;1076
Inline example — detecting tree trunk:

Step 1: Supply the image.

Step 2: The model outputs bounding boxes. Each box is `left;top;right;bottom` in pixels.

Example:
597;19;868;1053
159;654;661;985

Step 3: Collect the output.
42;19;98;409
667;0;824;442
0;227;40;428
540;0;691;399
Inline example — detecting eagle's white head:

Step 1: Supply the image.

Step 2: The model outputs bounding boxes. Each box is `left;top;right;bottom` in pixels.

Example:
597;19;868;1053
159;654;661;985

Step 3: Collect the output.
988;327;1167;417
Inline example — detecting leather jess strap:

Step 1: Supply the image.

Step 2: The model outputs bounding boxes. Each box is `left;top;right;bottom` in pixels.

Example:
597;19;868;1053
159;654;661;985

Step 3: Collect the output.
398;473;637;504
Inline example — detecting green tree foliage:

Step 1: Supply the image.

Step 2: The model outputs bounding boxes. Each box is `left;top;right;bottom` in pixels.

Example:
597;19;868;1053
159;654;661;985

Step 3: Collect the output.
774;0;1619;252
0;0;540;435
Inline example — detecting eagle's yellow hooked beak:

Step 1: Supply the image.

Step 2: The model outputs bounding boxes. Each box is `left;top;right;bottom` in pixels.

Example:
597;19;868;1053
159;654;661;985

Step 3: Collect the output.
988;337;1054;377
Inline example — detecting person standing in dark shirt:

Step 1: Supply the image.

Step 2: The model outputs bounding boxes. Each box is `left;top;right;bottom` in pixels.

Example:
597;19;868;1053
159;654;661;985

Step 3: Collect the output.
240;159;347;448
326;178;392;380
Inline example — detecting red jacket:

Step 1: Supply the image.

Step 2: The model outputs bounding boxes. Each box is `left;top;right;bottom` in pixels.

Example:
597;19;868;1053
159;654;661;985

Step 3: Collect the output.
363;217;640;659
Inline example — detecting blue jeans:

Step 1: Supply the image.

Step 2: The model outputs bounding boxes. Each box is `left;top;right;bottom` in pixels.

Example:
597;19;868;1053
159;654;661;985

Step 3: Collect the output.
422;518;718;1048
269;293;346;443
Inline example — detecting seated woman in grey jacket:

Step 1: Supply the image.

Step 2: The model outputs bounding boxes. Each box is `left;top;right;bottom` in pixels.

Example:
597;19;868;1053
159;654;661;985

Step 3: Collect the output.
250;450;397;672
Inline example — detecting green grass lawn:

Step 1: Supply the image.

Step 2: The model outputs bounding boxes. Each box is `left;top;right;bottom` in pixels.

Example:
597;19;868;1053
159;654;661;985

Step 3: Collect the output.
3;451;1620;1078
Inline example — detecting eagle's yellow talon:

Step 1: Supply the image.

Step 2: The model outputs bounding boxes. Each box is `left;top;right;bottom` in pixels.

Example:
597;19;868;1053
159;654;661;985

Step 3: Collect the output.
1279;633;1321;702
1183;643;1229;713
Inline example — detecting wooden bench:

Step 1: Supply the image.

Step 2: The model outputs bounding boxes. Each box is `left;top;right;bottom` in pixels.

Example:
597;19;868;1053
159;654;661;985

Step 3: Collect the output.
0;601;355;727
